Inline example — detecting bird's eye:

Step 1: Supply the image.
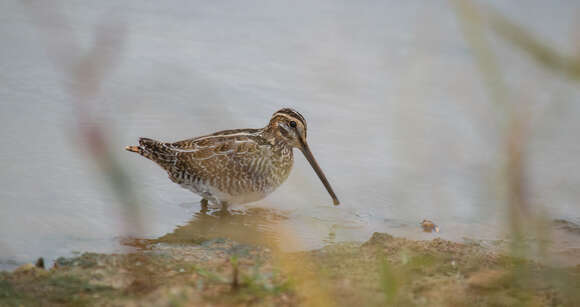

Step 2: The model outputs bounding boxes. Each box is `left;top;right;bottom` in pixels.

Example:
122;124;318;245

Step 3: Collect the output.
289;121;297;128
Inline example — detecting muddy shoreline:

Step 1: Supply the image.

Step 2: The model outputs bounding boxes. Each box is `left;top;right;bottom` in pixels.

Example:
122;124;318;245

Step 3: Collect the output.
2;231;580;306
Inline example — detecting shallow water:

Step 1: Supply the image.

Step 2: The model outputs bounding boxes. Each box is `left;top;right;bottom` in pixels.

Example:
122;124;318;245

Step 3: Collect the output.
2;0;580;270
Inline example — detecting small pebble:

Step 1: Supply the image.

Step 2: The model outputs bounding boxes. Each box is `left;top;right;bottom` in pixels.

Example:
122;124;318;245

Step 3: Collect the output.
420;219;440;233
35;257;45;269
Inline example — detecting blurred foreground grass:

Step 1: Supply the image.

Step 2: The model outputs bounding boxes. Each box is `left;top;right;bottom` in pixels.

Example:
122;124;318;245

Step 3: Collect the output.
2;232;579;306
452;1;580;306
5;0;580;306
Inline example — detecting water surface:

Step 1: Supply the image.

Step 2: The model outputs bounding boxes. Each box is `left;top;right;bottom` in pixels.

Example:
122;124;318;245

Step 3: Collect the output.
2;0;580;270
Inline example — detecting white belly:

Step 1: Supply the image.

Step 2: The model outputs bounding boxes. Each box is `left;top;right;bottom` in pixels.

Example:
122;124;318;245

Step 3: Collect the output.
179;180;270;205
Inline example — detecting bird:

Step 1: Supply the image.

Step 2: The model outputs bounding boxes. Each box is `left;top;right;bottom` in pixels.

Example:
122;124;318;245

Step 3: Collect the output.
125;108;339;209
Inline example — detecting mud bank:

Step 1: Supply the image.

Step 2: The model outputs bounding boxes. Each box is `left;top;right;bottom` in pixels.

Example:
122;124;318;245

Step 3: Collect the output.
2;233;579;306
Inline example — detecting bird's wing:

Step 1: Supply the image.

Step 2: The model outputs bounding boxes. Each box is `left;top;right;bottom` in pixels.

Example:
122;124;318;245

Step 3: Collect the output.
166;130;271;183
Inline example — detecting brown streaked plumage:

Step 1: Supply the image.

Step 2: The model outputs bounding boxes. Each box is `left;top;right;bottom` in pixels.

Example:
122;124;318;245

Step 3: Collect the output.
125;108;339;208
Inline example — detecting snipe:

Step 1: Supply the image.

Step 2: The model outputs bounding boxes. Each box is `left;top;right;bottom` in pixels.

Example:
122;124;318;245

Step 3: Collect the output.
126;108;339;208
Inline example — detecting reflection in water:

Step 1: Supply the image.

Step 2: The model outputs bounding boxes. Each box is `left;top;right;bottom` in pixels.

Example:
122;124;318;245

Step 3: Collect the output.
322;225;337;245
131;205;290;249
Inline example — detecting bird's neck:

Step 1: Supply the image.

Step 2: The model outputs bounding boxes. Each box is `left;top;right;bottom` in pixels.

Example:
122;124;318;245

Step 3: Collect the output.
260;126;294;151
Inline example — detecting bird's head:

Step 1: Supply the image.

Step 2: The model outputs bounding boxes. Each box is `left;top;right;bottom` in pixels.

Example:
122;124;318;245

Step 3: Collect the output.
267;108;340;206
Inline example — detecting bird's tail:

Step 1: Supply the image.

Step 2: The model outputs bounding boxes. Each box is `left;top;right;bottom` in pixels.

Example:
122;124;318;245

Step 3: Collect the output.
125;137;176;170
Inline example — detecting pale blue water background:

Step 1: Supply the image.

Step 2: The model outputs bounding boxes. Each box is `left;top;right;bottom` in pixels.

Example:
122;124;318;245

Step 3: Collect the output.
2;0;580;270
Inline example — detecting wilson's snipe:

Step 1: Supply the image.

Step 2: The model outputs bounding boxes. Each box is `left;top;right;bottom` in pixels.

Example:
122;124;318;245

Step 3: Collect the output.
126;108;339;208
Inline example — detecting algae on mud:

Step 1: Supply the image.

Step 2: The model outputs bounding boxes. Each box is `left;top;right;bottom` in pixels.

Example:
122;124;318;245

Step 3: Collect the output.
2;232;580;306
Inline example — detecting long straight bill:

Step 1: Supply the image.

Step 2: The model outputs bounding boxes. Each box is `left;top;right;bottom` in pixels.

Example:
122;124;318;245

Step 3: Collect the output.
300;142;340;206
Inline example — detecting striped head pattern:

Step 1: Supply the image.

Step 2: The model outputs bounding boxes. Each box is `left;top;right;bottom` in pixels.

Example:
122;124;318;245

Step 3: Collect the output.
268;108;308;148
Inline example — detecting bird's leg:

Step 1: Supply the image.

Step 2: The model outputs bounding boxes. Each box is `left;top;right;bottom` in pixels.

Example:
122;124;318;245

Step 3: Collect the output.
200;198;209;213
219;201;229;213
